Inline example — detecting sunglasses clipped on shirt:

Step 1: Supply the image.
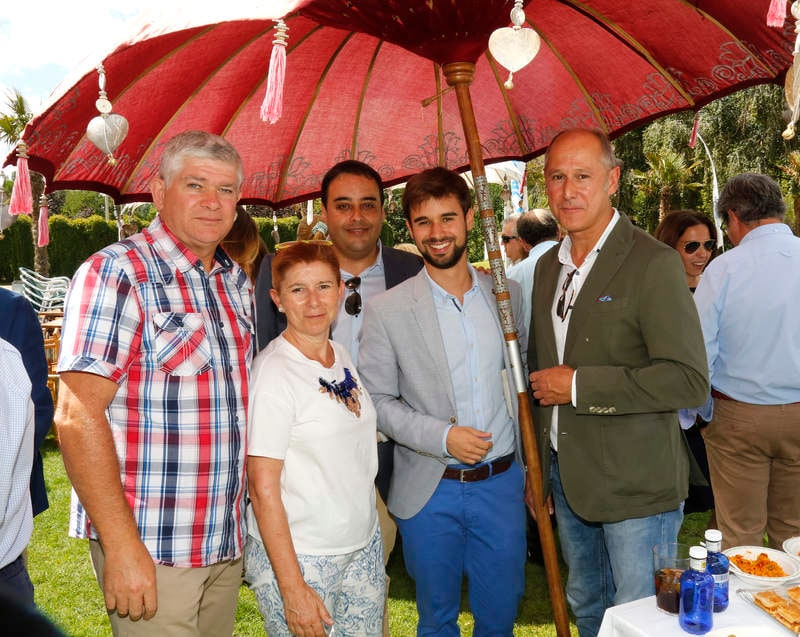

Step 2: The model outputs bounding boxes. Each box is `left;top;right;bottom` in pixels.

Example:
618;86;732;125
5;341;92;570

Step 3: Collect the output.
556;269;578;322
683;240;715;254
344;276;362;316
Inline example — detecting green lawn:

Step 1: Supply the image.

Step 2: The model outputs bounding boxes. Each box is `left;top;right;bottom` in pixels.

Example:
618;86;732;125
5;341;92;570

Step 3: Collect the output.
29;435;710;636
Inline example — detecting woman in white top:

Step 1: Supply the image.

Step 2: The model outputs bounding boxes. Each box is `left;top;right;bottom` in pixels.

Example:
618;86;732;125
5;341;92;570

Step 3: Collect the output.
245;240;383;637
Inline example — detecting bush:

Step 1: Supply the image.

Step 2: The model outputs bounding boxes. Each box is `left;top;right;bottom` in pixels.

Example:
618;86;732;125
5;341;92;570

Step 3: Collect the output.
0;215;34;282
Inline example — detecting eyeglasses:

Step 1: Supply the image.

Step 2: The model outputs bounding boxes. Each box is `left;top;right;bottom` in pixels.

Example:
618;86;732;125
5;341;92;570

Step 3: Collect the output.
344;276;362;316
275;239;333;251
556;269;578;322
501;234;518;244
683;240;715;254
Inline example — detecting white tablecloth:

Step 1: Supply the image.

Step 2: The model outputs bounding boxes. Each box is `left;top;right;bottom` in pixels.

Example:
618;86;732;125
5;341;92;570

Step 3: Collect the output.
597;575;789;636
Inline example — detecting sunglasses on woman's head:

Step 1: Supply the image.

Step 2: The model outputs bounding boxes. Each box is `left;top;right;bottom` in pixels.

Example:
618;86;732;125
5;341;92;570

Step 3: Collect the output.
683;240;715;254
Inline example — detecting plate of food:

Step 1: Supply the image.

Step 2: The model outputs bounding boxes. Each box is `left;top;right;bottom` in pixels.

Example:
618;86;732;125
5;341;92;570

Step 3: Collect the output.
708;625;790;637
738;586;800;634
724;546;800;589
784;537;800;561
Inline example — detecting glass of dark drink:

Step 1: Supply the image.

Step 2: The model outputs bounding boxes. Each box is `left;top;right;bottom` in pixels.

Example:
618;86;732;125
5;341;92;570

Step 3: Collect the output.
652;542;690;614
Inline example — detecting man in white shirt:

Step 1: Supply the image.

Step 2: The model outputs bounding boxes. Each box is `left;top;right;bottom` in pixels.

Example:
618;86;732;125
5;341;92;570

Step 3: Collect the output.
0;336;35;609
527;128;708;637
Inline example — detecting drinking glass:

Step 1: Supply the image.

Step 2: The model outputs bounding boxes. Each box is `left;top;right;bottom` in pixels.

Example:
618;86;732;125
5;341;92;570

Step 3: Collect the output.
653;542;690;614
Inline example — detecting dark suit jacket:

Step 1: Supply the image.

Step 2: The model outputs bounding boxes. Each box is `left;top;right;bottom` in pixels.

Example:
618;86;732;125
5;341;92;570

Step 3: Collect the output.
528;213;709;523
253;244;423;500
0;288;53;516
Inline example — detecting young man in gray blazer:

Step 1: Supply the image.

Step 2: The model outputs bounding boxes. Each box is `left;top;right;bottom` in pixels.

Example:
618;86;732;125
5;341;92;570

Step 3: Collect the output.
359;167;528;636
528;129;709;637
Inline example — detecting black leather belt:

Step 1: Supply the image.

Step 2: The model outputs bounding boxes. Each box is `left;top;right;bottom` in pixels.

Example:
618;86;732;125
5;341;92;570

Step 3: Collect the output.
442;454;514;483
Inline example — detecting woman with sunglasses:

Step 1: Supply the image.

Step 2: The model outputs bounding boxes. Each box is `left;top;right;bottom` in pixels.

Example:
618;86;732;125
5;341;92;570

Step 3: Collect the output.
654;210;717;291
245;240;384;637
654;209;717;521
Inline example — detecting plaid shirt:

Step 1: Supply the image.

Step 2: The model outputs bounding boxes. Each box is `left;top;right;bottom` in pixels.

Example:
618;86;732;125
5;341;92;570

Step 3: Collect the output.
59;217;252;568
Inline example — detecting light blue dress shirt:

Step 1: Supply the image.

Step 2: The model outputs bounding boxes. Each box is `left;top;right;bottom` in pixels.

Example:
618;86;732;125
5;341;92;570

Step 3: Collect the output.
426;266;516;463
332;243;387;365
507;239;558;329
694;223;800;405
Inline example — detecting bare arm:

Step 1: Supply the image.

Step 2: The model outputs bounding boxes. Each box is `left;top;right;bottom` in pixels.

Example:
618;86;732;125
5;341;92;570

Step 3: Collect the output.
247;456;333;637
55;371;156;621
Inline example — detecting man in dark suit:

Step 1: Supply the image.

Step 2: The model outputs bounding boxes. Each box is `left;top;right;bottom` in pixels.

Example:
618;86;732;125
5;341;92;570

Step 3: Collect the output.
527;129;709;637
253;160;422;636
0;287;52;518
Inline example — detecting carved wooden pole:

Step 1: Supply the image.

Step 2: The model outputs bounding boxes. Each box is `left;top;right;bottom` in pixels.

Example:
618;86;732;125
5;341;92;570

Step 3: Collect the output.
443;61;571;637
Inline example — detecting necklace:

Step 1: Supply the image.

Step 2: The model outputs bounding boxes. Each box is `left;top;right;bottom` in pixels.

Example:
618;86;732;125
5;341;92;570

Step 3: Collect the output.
319;367;362;417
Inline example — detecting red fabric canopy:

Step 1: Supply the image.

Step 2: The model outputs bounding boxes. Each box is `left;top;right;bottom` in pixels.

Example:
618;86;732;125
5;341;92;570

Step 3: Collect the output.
5;0;793;207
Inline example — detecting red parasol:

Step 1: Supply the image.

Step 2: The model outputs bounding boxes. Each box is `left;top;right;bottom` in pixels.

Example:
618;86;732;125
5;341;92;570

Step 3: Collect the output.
3;0;792;207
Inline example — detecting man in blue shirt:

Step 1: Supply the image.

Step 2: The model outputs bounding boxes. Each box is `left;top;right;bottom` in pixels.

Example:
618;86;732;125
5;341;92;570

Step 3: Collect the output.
507;208;560;329
694;172;800;550
359;167;528;636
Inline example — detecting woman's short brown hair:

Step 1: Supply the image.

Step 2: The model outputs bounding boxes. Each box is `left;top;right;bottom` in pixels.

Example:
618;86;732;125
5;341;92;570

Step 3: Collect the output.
271;241;341;291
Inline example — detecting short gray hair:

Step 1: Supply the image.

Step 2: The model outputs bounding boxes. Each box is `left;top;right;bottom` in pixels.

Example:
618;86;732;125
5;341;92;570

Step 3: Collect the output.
517;208;559;246
158;130;244;188
718;173;785;224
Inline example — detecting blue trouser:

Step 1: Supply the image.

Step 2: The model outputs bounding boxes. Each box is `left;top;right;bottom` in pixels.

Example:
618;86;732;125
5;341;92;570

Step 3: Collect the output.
0;554;34;609
397;460;526;637
550;451;683;637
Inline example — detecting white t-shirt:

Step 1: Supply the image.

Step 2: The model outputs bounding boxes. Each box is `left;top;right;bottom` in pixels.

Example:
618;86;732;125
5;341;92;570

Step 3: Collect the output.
247;335;378;555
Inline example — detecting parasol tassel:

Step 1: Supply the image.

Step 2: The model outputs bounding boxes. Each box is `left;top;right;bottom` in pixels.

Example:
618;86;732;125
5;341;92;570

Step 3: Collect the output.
260;19;289;125
768;0;788;27
688;114;700;148
9;143;33;216
38;197;50;247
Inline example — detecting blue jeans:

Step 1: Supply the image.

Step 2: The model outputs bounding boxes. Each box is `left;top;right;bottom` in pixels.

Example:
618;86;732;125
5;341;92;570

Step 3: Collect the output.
397;460;526;637
550;452;682;637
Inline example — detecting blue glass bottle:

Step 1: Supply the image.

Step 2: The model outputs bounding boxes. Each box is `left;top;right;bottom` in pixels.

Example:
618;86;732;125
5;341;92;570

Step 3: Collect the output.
704;529;729;612
679;546;714;634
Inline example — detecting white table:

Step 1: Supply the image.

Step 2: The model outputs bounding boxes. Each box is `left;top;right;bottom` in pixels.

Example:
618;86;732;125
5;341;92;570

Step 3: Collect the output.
597;575;789;636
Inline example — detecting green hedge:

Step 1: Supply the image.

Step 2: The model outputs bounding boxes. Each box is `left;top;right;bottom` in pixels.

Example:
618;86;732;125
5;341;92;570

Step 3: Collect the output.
0;215;34;282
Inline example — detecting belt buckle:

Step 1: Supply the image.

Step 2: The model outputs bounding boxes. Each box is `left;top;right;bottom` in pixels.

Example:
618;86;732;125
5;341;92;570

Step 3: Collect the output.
459;468;468;483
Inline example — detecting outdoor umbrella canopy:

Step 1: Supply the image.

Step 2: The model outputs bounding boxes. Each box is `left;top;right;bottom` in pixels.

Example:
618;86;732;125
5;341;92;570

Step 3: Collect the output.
4;0;794;206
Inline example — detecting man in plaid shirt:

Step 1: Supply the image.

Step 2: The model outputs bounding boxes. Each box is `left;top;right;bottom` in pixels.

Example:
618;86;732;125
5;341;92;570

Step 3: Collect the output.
56;130;253;636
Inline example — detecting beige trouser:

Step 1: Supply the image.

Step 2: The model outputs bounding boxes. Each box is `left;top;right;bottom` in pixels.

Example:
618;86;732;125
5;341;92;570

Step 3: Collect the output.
703;398;800;549
90;539;243;637
377;488;397;637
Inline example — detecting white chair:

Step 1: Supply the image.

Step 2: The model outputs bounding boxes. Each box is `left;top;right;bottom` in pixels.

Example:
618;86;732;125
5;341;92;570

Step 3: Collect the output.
18;267;71;313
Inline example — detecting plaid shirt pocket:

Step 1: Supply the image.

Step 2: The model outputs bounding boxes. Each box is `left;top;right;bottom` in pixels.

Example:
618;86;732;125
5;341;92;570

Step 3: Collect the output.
152;312;213;376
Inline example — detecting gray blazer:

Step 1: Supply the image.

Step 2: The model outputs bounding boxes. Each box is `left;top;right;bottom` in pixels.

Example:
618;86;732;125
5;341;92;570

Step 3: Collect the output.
358;268;528;519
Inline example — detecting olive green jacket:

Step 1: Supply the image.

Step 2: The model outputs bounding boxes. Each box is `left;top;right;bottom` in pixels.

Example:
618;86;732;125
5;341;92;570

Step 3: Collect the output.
528;213;709;523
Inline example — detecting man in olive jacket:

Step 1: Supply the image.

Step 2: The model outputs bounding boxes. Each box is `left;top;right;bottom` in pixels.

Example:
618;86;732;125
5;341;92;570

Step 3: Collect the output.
527;129;709;637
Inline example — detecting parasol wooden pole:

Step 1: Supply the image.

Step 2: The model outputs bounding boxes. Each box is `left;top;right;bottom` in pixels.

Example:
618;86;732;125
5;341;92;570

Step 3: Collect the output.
442;61;571;637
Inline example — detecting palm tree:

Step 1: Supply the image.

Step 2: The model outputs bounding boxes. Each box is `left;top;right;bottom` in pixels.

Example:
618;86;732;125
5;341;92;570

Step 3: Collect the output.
776;150;800;236
632;149;704;225
0;89;49;275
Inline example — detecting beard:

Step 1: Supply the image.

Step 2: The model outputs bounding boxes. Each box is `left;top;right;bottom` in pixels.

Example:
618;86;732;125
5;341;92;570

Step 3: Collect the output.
418;236;468;270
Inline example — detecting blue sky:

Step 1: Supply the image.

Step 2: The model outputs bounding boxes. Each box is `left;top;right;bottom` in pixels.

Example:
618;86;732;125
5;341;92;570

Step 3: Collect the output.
0;3;148;167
